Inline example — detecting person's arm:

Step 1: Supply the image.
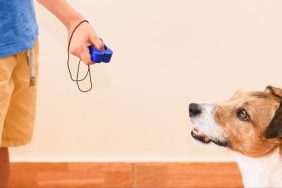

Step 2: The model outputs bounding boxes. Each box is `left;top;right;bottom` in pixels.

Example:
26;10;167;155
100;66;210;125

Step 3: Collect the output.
37;0;104;65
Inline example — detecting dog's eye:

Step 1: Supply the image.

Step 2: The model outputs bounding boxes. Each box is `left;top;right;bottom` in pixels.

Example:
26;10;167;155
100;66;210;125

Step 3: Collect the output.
237;108;250;121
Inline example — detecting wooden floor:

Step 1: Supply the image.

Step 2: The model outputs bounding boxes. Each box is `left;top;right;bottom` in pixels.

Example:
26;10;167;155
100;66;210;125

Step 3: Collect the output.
9;162;243;188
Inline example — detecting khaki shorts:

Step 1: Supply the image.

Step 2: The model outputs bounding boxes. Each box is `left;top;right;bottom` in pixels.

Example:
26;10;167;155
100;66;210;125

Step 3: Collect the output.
0;41;39;147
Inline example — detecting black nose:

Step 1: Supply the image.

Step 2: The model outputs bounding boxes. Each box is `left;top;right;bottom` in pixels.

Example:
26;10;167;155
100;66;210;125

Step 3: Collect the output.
189;103;202;116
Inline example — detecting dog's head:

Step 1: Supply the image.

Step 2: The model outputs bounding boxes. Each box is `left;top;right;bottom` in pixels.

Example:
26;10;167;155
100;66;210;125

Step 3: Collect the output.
189;86;282;157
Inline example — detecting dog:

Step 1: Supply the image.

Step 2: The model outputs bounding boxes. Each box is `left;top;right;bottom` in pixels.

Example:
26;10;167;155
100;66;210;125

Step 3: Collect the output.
189;86;282;188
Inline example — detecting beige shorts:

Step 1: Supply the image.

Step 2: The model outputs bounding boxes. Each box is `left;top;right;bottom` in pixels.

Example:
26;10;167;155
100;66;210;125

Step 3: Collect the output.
0;41;39;147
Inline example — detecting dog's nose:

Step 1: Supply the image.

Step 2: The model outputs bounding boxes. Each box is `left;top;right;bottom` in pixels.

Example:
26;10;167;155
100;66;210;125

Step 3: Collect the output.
189;103;202;116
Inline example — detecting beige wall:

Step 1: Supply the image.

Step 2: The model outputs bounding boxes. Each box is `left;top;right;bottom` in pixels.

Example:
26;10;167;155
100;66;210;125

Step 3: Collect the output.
10;0;282;162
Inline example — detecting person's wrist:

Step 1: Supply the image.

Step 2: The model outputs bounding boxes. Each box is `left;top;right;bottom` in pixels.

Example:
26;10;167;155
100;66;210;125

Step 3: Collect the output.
67;16;86;33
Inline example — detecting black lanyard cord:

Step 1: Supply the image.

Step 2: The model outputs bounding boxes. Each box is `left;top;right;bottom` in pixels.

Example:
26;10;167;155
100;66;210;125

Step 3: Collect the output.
76;59;92;92
67;20;93;92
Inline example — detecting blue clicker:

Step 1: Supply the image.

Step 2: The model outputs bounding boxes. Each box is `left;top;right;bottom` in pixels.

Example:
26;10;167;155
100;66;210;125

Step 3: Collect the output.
89;43;113;63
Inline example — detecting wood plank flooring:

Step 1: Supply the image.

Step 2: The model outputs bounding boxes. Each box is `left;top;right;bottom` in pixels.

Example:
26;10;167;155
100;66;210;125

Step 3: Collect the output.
9;162;243;188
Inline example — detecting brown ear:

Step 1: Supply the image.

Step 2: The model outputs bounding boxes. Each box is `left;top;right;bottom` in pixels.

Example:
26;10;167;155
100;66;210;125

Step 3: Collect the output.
265;86;282;99
265;102;282;139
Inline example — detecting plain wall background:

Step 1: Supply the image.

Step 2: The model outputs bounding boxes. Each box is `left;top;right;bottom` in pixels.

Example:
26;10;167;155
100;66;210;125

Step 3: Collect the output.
10;0;282;162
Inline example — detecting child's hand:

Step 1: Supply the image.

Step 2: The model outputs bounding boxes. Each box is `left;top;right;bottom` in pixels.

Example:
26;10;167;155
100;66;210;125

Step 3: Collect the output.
68;21;104;65
37;0;105;64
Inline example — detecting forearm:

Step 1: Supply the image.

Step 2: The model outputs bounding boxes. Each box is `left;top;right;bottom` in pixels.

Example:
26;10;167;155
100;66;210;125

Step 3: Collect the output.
37;0;84;32
37;0;104;64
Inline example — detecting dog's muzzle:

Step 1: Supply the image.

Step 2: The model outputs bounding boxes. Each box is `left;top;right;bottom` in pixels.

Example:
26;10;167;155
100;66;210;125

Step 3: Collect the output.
188;103;229;147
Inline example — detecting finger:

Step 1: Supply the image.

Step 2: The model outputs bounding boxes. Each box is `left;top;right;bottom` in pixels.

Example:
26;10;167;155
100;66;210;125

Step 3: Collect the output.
80;48;93;65
69;45;81;57
90;36;104;51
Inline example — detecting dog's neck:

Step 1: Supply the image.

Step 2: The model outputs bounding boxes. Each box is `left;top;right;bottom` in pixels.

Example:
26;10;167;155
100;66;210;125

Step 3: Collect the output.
232;146;282;188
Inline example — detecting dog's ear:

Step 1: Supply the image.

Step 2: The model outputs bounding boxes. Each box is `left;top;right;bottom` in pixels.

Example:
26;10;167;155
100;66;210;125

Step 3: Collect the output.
265;86;282;99
265;102;282;139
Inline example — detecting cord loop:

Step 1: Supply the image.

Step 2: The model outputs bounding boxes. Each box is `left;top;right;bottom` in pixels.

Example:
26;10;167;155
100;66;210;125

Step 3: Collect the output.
67;19;93;92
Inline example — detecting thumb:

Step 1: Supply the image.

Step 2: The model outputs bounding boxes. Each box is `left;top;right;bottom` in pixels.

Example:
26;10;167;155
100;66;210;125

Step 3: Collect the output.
90;35;104;51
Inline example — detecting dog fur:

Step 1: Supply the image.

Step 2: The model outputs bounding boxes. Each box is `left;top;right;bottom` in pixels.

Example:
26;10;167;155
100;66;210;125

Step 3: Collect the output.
189;86;282;187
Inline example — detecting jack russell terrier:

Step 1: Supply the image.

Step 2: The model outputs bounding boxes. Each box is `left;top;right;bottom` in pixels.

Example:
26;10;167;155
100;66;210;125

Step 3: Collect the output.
189;86;282;188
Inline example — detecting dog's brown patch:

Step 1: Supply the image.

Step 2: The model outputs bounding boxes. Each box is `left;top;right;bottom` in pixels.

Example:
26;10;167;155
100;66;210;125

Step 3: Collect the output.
214;89;282;157
265;85;282;99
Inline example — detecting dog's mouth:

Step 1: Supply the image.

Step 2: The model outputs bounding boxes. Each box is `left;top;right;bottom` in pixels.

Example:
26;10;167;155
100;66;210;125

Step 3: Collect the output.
191;128;228;147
